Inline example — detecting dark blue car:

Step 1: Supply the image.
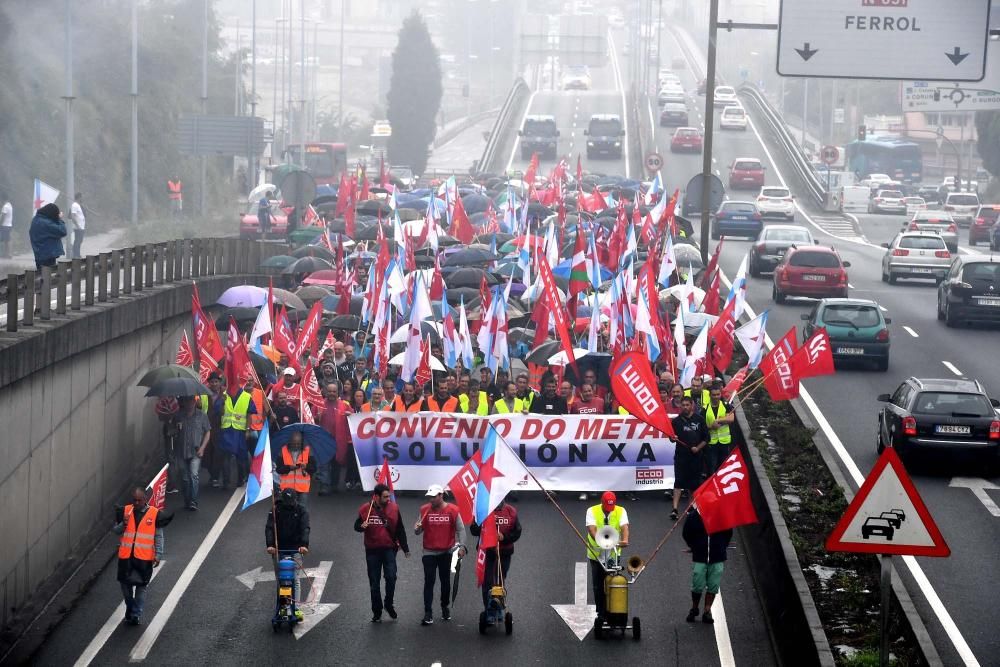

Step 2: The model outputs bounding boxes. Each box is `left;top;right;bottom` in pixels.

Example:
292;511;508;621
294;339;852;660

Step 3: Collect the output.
711;200;763;240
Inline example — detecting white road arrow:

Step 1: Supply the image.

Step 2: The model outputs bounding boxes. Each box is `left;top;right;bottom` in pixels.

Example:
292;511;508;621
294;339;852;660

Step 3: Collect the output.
551;561;596;641
234;560;339;638
949;477;1000;517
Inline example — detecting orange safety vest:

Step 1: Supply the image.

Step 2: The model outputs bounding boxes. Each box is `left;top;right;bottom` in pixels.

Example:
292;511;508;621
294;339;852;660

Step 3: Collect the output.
423;395;459;412
167;180;183;200
280;445;311;493
119;505;158;561
392;395;422;413
249;387;266;431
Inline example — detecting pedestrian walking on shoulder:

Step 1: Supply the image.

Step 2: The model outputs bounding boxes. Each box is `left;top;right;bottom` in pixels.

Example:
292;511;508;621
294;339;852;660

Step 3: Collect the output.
670;396;709;520
29;203;66;271
682;507;733;624
176;396;211;510
414;484;466;626
0;195;13;258
114;487;172;626
266;488;310;612
70;192;86;259
355;483;410;623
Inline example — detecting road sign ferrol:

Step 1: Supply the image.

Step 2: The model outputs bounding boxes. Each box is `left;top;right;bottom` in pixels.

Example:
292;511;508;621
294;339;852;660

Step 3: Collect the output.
777;0;992;81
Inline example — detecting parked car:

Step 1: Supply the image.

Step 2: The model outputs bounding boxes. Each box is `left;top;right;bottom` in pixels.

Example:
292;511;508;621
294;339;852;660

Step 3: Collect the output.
880;231;951;284
937;256;1000;327
869;189;906;214
772;246;851;303
728;158;765;190
756;186;795;220
711;201;762;240
801;298;890;371
669;127;702;153
659;102;689;126
907;210;958;253
719;104;748;130
240;199;288;240
943;191;981;226
713;86;738;107
876;377;1000;463
969;204;1000;246
749;225;815;276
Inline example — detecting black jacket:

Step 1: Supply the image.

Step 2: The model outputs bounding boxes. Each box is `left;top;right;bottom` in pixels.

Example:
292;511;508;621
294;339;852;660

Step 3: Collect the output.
682;510;732;563
266;502;310;550
530;393;567;415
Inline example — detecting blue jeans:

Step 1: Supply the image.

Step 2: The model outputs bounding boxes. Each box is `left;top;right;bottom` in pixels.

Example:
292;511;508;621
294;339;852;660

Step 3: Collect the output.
365;549;398;614
180;456;201;507
120;582;147;620
72;228;84;259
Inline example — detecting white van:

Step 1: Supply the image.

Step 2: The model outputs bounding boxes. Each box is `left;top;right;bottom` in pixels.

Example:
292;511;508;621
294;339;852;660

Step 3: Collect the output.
840;186;870;212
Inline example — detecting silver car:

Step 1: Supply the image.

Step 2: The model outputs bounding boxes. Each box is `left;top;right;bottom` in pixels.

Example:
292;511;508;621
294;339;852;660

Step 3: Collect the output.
869;189;906;214
881;232;951;284
943;191;981;226
906;210;958;252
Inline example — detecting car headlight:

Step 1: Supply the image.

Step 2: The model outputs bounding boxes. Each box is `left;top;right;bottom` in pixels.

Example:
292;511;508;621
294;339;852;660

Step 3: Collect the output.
614;141;621;147
587;141;595;146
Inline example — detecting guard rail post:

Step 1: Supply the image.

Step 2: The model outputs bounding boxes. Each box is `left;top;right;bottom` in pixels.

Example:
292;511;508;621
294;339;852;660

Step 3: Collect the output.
70;258;81;311
56;261;68;315
23;270;35;326
99;254;110;303
6;273;17;332
84;256;95;306
144;244;154;288
122;248;133;295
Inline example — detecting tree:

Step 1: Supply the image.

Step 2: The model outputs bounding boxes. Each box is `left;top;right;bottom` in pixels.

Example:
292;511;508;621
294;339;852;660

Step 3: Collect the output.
386;11;442;175
975;111;1000;180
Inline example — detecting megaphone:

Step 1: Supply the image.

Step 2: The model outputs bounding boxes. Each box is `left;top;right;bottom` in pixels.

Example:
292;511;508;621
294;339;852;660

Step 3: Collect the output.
595;525;620;550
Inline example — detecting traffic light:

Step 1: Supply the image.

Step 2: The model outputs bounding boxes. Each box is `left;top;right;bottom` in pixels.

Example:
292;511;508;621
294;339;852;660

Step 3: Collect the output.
857;125;867;141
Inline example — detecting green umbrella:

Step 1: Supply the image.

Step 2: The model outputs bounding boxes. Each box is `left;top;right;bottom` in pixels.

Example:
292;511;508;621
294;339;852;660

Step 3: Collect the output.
137;364;202;388
260;254;297;268
288;228;323;244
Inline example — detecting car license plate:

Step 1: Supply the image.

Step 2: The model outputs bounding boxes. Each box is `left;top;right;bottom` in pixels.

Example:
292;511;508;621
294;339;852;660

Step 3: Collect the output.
803;274;826;281
837;347;864;355
279;586;293;596
935;424;971;435
731;216;747;220
911;268;933;274
975;297;1000;307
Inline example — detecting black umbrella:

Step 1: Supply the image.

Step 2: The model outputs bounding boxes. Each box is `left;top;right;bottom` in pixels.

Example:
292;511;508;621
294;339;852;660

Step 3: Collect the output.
357;199;391;216
396;207;423;221
526;202;552;219
451;546;465;604
674;243;705;269
525;340;564;365
443;267;498;288
215;306;260;329
461;192;491;214
137;364;202;387
283;256;334;274
437;233;461;247
144;376;210;397
445;286;480;306
328;313;362;330
507;327;538;346
473;232;513;246
443;246;498;267
249;351;277;383
352;223;391;241
291;245;336;261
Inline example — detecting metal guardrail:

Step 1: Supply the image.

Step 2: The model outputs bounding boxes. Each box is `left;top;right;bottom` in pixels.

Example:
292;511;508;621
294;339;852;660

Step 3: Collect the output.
475;77;530;175
737;84;828;207
2;238;281;334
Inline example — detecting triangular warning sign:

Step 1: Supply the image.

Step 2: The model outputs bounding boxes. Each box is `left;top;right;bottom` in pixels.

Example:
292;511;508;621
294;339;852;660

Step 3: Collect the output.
826;448;950;557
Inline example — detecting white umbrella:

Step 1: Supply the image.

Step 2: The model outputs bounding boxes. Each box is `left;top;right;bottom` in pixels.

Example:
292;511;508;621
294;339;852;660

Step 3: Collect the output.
548;348;589;366
388;350;446;371
390;322;443;344
249;183;278;203
660;285;705;306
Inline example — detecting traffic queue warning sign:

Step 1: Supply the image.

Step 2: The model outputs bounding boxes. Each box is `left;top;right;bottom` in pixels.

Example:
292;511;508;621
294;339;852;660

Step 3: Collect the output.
777;0;991;81
826;447;950;557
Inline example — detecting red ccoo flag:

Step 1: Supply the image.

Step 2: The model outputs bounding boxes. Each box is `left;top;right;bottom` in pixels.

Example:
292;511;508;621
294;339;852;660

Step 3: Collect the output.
447;449;484;526
376;456;396;502
758;327;799;400
476;513;499;586
609;351;676;438
788;328;836;380
176;330;194;367
145;463;170;511
692;448;758;533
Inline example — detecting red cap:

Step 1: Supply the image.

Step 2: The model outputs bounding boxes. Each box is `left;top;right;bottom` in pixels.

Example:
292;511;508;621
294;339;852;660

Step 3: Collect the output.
601;491;616;512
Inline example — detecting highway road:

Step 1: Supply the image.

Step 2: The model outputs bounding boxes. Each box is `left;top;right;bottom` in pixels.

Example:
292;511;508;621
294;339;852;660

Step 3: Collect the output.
660;23;1000;667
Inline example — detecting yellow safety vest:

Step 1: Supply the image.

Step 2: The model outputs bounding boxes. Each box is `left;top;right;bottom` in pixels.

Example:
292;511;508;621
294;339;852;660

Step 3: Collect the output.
684;388;711;409
494;397;524;414
197;395;209;414
221;392;253;431
586;505;624;561
705;402;732;445
459;391;489;415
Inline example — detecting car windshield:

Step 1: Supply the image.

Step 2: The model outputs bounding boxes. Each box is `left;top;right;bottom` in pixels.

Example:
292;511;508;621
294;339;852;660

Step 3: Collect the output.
898;236;945;249
721;203;756;213
589;120;621;135
821;304;881;328
913;211;952;222
734;161;761;171
962;262;1000;284
722;107;744;116
762;188;789;198
523;120;556;135
879;191;904;198
677;129;699;137
789;251;840;268
949;194;979;206
913;392;993;417
764;229;810;242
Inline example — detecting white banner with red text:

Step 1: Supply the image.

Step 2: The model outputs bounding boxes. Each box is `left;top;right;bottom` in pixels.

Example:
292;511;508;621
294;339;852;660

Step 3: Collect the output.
349;412;677;492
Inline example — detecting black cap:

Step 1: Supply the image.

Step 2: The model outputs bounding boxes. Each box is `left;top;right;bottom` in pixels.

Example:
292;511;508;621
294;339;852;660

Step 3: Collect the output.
38;203;60;219
280;488;298;504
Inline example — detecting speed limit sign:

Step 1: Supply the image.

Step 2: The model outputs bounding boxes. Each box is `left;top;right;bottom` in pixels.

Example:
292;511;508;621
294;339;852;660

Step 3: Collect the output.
645;152;664;172
820;145;839;165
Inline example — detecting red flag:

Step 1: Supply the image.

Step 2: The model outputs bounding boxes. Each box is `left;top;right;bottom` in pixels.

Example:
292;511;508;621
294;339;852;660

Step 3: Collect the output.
476;514;499;586
723;365;750;400
224;317;255;396
479;275;492;313
176;331;194;367
415;334;433;387
758;327;799;400
379;155;388;189
700;239;724;290
376;456;396;502
537;254;578;375
192;288;223;363
523;152;540;187
300;397;316;425
294;301;324;359
576;154;583;184
272;306;299;368
567;228;589;298
789;328;836;380
692;448;759;533
708;295;737;372
701;270;721;316
430;256;445;302
359;172;370;201
301;360;325;412
344;201;356;239
448;192;475;244
447;450;483;525
145;463;169;511
609;351;676;437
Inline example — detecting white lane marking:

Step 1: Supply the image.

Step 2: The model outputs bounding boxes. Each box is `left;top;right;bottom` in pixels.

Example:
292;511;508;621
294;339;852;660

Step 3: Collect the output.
606;29;629;178
942;360;963;376
949;478;1000;517
73;563;166;667
902;326;919;338
129;489;243;661
713;593;737;667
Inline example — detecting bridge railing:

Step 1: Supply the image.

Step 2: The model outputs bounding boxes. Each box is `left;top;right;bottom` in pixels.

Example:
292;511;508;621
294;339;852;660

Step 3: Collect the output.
475;77;531;175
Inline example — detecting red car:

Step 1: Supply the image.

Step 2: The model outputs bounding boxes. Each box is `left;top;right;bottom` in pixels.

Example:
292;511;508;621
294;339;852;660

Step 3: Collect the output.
240;201;289;240
772;246;851;303
670;127;703;153
969;205;1000;246
729;158;765;190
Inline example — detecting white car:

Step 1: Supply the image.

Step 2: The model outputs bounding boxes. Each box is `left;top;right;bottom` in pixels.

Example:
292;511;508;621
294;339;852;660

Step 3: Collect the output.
714;86;738;107
862;173;894;192
756;186;795;220
943;191;981;225
658;69;680;87
719;105;748;130
869;189;906;215
903;196;926;215
561;66;592;90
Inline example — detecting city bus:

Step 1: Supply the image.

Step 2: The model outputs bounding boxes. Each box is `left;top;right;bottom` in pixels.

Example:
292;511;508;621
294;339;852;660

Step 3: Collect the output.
845;137;922;184
283;142;348;186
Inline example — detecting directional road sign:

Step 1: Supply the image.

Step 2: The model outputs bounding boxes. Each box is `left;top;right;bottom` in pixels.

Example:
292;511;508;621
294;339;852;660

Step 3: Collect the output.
777;0;992;81
903;43;1000;112
645;152;664;172
826;448;950;557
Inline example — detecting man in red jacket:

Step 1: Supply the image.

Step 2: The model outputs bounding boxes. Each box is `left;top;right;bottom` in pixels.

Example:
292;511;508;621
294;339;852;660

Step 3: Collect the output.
355;483;410;623
414;484;467;626
470;498;522;613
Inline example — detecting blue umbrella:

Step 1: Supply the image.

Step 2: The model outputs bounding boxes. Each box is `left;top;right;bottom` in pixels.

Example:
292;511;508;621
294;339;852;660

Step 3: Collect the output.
552;258;611;282
271;424;338;465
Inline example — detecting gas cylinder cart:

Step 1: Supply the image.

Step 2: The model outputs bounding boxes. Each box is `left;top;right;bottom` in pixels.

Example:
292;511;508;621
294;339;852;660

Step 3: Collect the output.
478;546;513;636
592;526;643;640
272;550;303;632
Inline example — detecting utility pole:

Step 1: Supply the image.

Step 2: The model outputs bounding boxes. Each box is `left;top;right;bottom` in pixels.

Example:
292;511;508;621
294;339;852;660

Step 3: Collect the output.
338;0;345;140
698;0;720;264
299;0;306;165
63;0;75;215
250;0;257;191
200;0;208;217
130;0;138;225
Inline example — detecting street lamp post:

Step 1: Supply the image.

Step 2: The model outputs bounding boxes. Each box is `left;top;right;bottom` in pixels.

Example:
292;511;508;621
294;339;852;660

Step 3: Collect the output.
63;0;75;215
130;0;138;224
200;0;208;216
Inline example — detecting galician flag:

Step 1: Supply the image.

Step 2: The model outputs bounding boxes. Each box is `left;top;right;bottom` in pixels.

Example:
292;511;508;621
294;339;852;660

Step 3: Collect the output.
34;178;60;211
473;425;528;524
242;428;274;511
